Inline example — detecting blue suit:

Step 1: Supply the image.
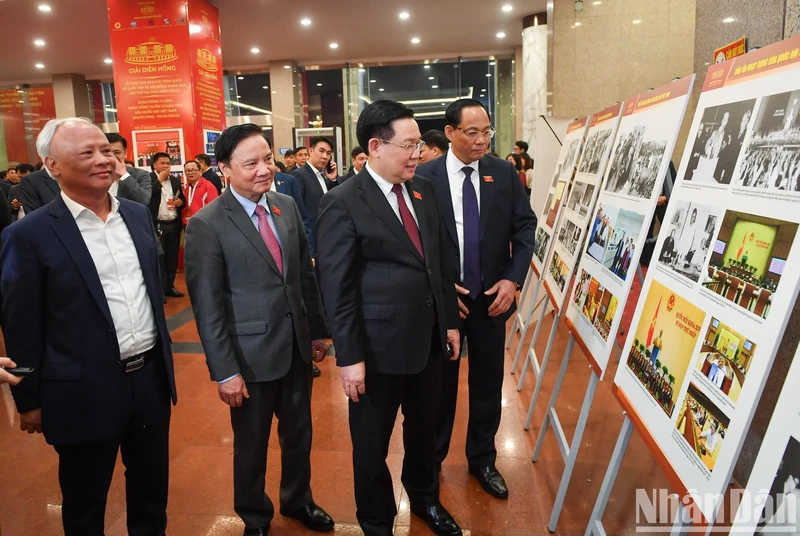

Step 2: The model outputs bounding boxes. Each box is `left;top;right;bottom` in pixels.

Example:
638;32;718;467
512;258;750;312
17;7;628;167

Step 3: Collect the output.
274;171;315;256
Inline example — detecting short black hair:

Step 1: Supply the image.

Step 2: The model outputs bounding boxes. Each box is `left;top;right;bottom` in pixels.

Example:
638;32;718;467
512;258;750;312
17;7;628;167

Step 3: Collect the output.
421;130;449;153
275;161;287;172
195;153;212;167
444;98;491;127
16;163;36;174
151;152;171;170
184;160;201;169
356;100;415;155
350;146;365;159
294;146;308;153
506;153;522;171
514;140;529;152
309;136;333;150
215;123;262;166
105;132;128;150
284;149;295;158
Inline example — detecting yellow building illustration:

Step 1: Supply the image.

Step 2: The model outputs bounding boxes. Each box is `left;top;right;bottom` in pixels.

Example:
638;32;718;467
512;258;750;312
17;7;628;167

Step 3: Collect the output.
126;39;178;65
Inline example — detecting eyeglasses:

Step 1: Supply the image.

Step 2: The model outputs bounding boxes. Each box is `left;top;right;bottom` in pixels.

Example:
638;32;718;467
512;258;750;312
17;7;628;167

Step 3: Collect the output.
455;127;496;140
185;168;200;173
381;139;425;154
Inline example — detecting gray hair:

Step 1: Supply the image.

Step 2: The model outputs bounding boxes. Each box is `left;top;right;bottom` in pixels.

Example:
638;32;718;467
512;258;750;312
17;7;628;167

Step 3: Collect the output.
36;117;94;161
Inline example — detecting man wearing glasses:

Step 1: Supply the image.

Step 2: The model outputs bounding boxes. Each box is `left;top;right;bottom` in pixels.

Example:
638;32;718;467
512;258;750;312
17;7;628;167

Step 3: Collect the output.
182;160;219;226
417;98;537;500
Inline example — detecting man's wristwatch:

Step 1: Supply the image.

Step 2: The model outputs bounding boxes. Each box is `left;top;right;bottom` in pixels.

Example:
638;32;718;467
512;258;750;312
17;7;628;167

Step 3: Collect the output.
513;281;522;291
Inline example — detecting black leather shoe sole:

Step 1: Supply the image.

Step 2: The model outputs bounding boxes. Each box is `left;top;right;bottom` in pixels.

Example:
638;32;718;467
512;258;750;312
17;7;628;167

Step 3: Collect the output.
279;508;334;532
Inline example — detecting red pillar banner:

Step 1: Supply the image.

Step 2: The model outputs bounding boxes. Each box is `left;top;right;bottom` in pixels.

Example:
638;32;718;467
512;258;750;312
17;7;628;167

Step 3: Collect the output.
0;87;56;164
106;0;225;171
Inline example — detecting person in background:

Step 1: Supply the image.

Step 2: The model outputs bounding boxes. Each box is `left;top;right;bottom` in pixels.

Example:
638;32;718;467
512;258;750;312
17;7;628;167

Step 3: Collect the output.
196;153;223;195
340;146;367;183
182;160;218;227
283;149;297;172
265;139;314;259
275;161;287;173
513;140;528;154
148;152;185;300
9;164;34;221
0;357;23;385
20;152;61;214
506;153;526;191
520;152;534;194
420;129;449;164
293;147;310;171
105;133;153;205
35;162;44;171
0;167;14;198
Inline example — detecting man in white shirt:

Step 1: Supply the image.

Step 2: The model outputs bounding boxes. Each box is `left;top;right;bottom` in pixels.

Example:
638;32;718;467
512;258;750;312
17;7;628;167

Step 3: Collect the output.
0;118;177;536
147;152;186;299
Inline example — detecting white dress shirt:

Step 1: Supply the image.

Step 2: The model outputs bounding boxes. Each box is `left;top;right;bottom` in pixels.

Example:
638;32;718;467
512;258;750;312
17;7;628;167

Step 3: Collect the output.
445;149;481;281
61;191;158;359
109;180;120;197
366;162;419;227
307;161;329;193
157;177;178;221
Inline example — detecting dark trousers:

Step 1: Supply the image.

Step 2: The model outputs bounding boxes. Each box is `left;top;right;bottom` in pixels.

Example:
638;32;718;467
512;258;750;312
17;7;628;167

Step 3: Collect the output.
53;353;171;536
436;293;506;467
230;348;314;529
157;219;182;292
350;334;443;536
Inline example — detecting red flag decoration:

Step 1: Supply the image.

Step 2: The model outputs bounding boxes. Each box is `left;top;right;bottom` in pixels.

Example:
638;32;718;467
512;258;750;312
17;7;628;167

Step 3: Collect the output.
736;232;747;259
646;297;661;348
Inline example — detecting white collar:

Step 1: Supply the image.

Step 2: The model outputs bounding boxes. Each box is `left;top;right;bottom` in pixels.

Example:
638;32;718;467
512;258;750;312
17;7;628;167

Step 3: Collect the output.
306;161;324;177
61;190;119;220
365;162;404;197
445;149;480;178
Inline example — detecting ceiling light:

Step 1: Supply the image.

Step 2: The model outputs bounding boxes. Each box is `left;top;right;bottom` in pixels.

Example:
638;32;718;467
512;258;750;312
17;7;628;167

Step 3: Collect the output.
284;65;291;69
250;47;260;53
399;11;410;19
38;4;51;12
300;18;311;26
502;4;513;12
632;19;641;24
329;42;339;49
316;83;322;86
379;88;385;91
34;39;45;46
104;58;113;64
496;32;506;38
485;73;492;77
593;1;601;4
236;95;241;99
35;63;45;68
575;21;582;26
411;37;420;44
441;102;446;105
423;65;431;69
370;79;377;83
428;76;434;80
489;61;496;65
358;68;365;72
722;17;735;23
431;85;438;88
262;85;268;89
237;76;244;80
105;104;111;107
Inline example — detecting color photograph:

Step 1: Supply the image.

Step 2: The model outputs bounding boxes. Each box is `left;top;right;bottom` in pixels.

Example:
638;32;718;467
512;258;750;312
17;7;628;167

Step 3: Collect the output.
694;317;756;404
133;128;184;168
682;99;756;185
546;181;567;228
534;227;551;265
601;206;646;281
657;201;720;283
704;211;798;319
573;268;618;341
548;251;570;293
757;436;800;534
625;280;707;417
676;383;730;472
586;204;612;264
556;217;581;256
578;128;614;175
604;124;667;199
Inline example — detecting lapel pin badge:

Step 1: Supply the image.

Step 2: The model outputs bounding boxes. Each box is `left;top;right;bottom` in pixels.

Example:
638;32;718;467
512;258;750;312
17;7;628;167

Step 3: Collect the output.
273;206;281;216
413;191;423;200
483;175;494;182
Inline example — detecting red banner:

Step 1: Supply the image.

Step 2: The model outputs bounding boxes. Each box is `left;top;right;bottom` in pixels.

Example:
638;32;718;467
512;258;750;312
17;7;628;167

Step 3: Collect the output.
713;37;746;64
0;87;56;164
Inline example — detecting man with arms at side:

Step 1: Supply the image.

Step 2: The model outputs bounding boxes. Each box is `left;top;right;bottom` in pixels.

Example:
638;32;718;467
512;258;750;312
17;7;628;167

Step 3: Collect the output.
340;146;367;182
417;99;537;500
148;152;185;299
1;118;177;536
105;133;152;205
185;124;334;536
419;130;449;164
293;137;339;259
317;100;462;536
196;153;223;194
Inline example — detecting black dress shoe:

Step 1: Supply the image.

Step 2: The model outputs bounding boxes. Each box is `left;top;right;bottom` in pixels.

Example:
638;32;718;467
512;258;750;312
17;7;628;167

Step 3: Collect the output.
243;526;269;535
469;464;509;499
280;502;334;532
312;363;321;377
410;502;462;536
166;287;185;298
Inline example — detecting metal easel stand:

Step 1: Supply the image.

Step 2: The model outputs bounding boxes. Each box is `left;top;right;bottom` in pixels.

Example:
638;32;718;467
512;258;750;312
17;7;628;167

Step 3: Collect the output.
506;268;535;350
531;333;601;532
519;305;563;431
510;276;544;375
584;415;692;536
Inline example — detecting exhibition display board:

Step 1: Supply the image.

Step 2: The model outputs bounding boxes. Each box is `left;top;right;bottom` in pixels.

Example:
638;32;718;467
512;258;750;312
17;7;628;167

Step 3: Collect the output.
543;104;624;312
566;76;695;377
531;117;589;276
612;36;800;523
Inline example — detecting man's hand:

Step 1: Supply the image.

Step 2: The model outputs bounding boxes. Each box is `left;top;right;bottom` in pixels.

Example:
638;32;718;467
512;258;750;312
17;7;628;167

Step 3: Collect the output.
113;156;127;180
455;284;470;319
657;195;667;207
10;199;21;210
446;330;460;361
158;169;171;184
340;362;366;402
311;339;329;362
218;374;249;408
0;357;22;386
324;161;337;180
172;197;184;208
312;258;316;268
486;279;516;317
19;409;42;434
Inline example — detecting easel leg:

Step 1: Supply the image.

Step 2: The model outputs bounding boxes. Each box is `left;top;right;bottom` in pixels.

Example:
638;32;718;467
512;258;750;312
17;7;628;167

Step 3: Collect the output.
583;415;633;536
547;370;600;532
532;334;574;462
516;301;548;389
524;312;562;430
511;280;542;374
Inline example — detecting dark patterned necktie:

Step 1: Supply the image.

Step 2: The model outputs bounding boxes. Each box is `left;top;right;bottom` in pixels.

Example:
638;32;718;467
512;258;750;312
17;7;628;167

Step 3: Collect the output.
462;167;481;299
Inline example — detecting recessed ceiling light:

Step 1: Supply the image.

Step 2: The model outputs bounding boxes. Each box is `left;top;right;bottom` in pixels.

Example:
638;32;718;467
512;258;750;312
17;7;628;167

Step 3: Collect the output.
428;76;434;80
284;65;291;69
236;95;241;99
411;37;420;44
300;18;311;26
250;47;260;53
485;73;492;77
35;63;45;68
441;102;446;105
399;11;410;19
370;79;377;83
34;39;45;46
358;68;365;72
722;17;735;23
502;4;512;11
316;83;322;86
237;76;244;80
489;61;496;65
38;4;51;12
431;85;438;88
379;88;385;91
575;21;581;26
632;19;641;24
105;104;111;107
329;42;339;49
104;58;112;64
593;1;601;4
423;65;431;69
18;100;23;103
496;32;506;38
262;85;268;89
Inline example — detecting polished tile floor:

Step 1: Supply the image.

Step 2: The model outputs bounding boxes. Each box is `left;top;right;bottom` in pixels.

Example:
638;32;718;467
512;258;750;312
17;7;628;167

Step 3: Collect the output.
0;274;671;535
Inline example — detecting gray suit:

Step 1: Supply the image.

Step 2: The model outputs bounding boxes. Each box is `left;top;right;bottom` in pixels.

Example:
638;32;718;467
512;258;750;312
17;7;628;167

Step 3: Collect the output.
116;166;153;205
184;187;327;528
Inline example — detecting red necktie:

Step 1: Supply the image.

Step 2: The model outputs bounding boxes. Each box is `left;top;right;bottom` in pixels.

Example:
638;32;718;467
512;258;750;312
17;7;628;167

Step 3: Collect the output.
254;205;283;274
391;183;424;258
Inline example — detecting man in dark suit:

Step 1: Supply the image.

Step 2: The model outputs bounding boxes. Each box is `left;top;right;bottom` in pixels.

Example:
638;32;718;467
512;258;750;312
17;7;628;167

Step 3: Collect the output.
148;152;185;299
20;164;60;214
340;146;367;183
196;153;224;194
417;98;537;500
106;133;152;205
1;118;176;536
292;136;339;260
317;100;462;536
185;124;334;536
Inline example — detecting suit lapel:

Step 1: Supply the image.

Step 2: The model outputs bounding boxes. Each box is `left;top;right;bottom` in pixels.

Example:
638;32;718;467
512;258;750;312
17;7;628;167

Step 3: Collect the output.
430;158;458;248
406;180;431;263
48;199;114;329
117;201;162;314
223;190;283;278
478;157;494;240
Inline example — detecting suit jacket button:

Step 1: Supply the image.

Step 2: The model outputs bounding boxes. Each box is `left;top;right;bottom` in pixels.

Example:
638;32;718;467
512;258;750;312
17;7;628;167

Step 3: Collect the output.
286;312;292;317
426;300;433;307
453;253;458;258
427;268;432;275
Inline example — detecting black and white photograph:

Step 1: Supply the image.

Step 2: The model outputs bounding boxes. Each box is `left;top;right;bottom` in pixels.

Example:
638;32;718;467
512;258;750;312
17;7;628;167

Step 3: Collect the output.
565;180;597;218
683;99;756;185
578;128;614;175
558;138;581;182
733;90;800;192
534;227;551;265
557;217;581;257
657;201;719;283
757;436;800;534
551;164;561;188
604;125;668;199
